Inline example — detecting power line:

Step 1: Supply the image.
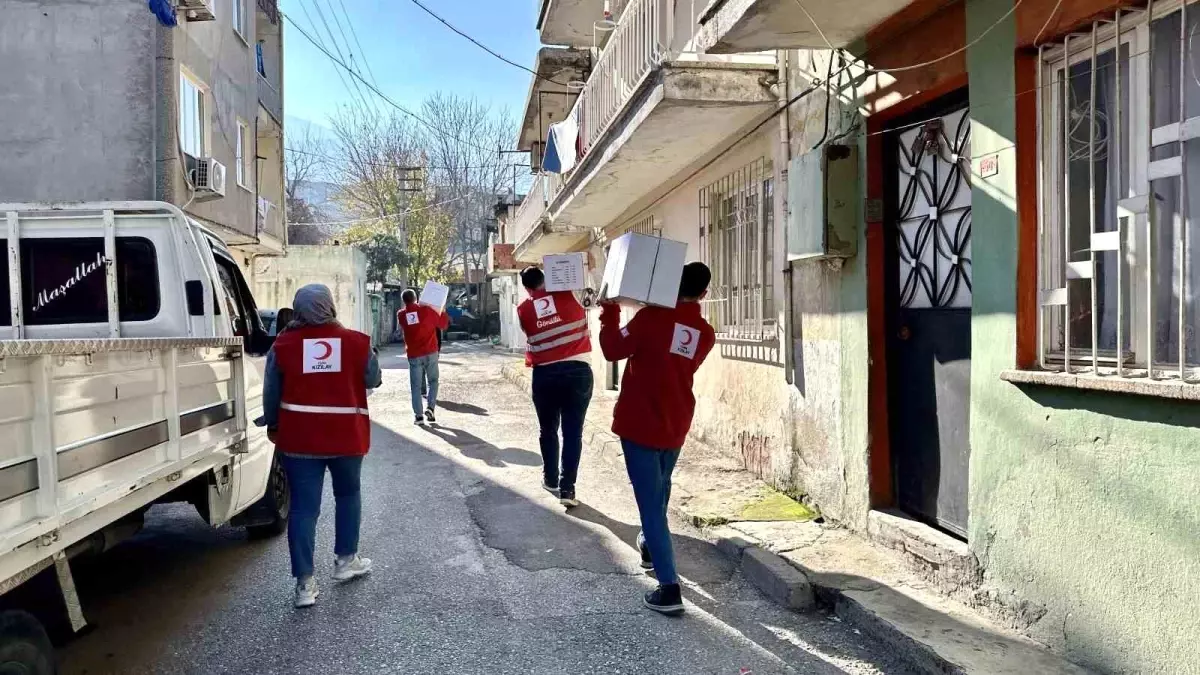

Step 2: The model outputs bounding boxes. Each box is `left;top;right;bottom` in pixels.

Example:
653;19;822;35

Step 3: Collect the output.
334;0;381;87
282;10;498;153
403;0;573;87
297;0;371;112
285;146;519;173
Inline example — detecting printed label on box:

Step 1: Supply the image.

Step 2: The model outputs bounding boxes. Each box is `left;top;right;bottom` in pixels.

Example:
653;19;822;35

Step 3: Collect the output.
405;312;420;326
669;324;700;359
303;338;343;374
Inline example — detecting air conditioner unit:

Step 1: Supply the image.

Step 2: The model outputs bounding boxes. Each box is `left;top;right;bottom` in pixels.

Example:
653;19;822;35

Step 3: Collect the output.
188;157;227;199
177;0;215;21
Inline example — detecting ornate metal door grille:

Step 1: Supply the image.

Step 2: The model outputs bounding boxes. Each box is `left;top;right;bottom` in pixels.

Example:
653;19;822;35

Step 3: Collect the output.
895;109;973;309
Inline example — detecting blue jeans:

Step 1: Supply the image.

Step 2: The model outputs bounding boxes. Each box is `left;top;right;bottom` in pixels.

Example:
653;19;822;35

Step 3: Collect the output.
622;439;680;585
282;455;364;579
531;361;593;492
409;353;440;417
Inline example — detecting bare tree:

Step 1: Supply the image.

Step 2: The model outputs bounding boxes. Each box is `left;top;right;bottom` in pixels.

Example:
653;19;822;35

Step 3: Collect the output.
418;93;520;310
328;107;455;286
285;125;331;244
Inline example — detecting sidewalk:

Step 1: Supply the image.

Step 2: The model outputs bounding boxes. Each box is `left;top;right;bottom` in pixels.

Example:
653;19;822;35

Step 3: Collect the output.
500;353;1090;675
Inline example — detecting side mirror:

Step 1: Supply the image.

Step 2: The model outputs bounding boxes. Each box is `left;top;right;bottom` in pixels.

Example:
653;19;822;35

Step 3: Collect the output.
247;329;274;356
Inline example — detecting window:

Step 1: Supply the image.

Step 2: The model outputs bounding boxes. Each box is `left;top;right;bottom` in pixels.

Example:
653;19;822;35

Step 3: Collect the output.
1038;1;1200;379
211;250;264;339
699;158;776;339
232;0;248;41
179;71;207;158
19;238;159;325
0;239;9;328
236;119;251;189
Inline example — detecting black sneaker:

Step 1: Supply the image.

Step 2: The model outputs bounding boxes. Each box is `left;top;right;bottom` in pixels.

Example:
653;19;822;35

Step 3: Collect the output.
643;584;684;615
542;481;559;496
424;408;436;424
559;489;580;508
638;539;654;570
414;415;424;425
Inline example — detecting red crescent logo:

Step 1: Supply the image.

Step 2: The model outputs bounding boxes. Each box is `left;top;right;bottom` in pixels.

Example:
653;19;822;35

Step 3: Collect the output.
681;330;695;346
536;298;550;311
314;340;333;360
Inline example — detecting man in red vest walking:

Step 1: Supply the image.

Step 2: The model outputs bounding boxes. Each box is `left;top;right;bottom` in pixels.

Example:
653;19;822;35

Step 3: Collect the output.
517;266;593;507
599;262;716;615
398;288;450;425
263;284;382;608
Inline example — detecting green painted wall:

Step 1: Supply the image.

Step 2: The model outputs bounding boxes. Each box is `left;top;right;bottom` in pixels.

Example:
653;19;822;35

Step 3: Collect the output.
965;1;1200;672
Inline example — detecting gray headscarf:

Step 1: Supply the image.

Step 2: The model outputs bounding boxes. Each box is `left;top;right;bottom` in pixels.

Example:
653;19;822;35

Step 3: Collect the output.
289;284;338;328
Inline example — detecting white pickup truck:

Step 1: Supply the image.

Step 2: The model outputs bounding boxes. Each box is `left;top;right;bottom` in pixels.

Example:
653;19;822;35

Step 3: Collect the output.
0;202;287;672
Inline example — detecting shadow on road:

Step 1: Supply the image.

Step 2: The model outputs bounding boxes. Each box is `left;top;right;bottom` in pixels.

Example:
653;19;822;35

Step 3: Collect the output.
419;424;541;468
436;401;489;416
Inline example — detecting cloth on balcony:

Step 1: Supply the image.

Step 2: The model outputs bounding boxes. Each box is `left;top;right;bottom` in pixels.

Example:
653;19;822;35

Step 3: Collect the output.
148;0;178;26
543;114;579;174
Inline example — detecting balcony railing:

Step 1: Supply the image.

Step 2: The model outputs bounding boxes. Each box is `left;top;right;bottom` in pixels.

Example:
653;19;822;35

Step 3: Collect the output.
576;0;671;155
257;0;279;24
258;74;283;124
512;173;549;246
257;197;284;242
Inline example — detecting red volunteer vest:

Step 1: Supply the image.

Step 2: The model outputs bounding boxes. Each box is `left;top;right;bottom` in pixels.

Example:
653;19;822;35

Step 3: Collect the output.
273;324;372;456
518;289;592;367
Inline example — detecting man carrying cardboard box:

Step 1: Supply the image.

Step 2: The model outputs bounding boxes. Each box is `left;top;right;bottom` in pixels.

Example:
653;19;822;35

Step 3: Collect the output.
517;266;593;507
598;262;716;615
398;288;450;425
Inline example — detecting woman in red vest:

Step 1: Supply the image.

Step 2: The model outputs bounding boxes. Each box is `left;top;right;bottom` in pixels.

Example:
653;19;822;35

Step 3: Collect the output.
263;284;382;608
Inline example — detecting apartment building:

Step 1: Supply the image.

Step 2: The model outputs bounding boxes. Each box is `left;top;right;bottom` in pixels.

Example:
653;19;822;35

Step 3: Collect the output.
489;0;1200;670
0;0;288;271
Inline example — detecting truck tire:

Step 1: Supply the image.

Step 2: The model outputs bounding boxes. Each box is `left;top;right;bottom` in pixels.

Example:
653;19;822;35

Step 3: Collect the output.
0;611;55;675
246;454;289;539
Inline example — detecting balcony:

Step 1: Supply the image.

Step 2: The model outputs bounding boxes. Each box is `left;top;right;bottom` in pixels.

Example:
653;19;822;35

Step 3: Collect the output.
258;75;283;125
537;0;630;48
516;0;777;261
256;2;284;124
695;0;919;53
517;47;591;172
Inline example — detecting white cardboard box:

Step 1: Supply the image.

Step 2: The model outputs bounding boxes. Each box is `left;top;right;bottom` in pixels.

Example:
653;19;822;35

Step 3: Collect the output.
600;232;687;308
542;253;587;292
419;280;450;310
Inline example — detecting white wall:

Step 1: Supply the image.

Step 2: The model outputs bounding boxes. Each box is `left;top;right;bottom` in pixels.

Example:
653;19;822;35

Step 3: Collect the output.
252;246;370;334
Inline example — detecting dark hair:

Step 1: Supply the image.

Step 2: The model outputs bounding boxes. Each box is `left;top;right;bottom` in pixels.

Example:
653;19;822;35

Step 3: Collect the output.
402;289;417;304
679;261;712;299
520;266;545;290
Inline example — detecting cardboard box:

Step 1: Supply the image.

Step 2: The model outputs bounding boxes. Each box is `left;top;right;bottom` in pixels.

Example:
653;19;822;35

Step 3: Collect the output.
419;280;450;310
600;233;687;308
543;253;587;292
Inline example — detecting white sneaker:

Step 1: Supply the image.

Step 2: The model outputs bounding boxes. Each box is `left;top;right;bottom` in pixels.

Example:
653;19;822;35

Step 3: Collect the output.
294;577;319;608
333;555;373;581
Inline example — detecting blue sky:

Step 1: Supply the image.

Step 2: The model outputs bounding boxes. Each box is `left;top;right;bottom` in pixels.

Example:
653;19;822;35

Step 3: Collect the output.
281;0;542;135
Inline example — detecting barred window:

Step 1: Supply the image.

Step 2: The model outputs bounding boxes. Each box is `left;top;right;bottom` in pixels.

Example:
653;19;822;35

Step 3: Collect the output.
1038;1;1200;379
699;157;775;339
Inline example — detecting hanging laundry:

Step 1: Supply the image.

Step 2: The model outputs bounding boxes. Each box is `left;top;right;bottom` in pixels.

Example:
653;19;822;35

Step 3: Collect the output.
542;112;580;174
148;0;178;26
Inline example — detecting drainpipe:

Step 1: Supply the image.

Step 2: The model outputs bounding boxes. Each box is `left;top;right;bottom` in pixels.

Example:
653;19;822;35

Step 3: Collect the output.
779;49;795;386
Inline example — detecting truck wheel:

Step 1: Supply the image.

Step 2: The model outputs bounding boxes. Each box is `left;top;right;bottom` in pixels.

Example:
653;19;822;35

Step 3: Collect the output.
246;454;289;539
0;611;55;675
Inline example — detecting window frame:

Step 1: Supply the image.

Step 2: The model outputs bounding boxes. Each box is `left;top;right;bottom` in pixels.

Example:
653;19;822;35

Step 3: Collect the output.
17;237;161;326
236;118;252;190
232;0;249;44
1037;0;1200;379
698;157;776;341
178;69;209;160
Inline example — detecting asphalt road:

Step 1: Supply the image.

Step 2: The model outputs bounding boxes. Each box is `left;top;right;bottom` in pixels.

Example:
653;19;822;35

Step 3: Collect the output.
58;343;914;675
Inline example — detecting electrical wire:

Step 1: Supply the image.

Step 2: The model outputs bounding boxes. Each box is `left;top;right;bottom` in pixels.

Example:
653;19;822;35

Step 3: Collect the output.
1034;0;1066;47
403;0;572;87
287;194;469;227
297;0;371;113
282;11;499;154
335;0;381;87
285;145;518;173
864;0;1023;74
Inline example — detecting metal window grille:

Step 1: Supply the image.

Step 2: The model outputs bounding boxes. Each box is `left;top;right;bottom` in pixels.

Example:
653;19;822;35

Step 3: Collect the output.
627;213;660;236
1038;0;1200;381
699;157;775;339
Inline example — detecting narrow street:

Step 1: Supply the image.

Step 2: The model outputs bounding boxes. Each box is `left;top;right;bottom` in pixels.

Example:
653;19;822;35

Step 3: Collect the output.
58;343;912;675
